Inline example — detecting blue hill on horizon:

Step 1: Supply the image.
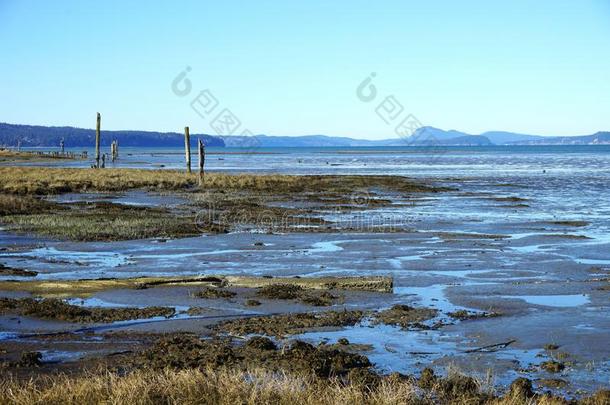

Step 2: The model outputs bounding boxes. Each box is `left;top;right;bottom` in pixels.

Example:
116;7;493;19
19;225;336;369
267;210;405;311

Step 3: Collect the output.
1;122;608;148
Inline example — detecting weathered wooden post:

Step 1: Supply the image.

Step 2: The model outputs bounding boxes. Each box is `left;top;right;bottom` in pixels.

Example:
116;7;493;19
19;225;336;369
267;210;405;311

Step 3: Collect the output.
198;138;205;186
111;140;117;162
60;138;65;154
184;126;191;173
95;112;101;168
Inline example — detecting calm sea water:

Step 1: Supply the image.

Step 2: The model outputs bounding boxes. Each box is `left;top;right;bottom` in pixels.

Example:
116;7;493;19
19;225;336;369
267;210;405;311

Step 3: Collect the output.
16;145;610;178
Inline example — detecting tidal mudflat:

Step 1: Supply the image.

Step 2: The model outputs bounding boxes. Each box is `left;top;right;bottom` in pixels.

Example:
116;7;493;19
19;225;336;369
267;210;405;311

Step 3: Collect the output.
1;150;609;403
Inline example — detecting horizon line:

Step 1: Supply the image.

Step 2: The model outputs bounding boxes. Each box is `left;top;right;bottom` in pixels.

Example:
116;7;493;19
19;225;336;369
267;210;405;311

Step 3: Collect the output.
1;121;608;140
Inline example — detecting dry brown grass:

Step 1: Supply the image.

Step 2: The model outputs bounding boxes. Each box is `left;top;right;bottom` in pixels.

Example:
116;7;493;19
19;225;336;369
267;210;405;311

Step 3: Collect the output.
0;167;195;194
0;276;212;298
225;275;393;292
0;367;606;405
0;368;399;405
0;167;442;195
0;276;391;299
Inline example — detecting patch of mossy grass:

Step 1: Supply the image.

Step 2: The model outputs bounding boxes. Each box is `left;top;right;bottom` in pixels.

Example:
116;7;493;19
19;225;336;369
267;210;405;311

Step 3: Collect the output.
541;360;566;373
1;201;204;241
216;310;366;337
0;297;175;323
374;304;438;329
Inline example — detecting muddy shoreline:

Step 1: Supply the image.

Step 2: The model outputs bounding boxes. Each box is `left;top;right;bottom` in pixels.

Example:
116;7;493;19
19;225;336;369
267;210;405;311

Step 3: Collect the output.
0;166;609;401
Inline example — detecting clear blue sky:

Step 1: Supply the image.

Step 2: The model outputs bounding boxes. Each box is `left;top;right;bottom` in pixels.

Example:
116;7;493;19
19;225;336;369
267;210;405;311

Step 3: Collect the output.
1;0;609;139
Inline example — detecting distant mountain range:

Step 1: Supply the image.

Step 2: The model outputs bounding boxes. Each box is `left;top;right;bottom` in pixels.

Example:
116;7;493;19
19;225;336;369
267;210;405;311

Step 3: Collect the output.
221;127;610;146
0;123;224;148
403;127;610;145
1;122;609;148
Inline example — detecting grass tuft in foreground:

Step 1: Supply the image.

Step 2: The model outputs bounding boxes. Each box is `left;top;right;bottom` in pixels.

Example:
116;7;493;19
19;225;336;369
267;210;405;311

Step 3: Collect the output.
1;366;608;405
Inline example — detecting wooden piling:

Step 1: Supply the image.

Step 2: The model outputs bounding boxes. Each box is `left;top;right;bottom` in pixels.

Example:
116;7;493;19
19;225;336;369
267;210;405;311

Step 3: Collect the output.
111;140;117;162
198;139;205;185
95;113;101;168
184;126;191;173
